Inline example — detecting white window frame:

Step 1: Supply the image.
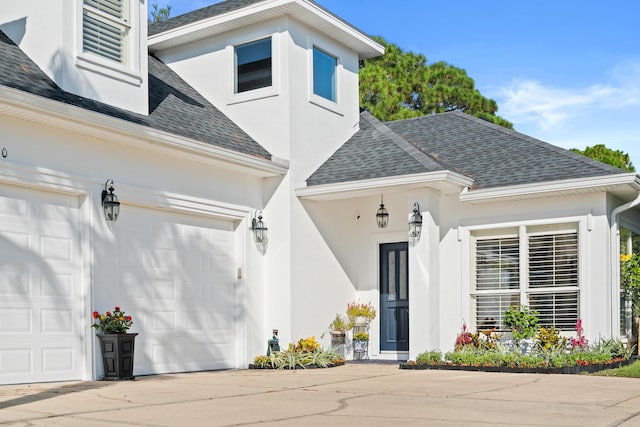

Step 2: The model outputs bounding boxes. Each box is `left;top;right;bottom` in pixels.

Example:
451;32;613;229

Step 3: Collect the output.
234;37;273;94
312;46;337;102
619;225;640;337
77;0;142;86
308;42;343;116
227;33;280;105
470;223;580;332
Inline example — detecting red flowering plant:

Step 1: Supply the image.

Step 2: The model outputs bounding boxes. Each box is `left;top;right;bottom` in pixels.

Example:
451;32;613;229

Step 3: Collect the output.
91;306;133;334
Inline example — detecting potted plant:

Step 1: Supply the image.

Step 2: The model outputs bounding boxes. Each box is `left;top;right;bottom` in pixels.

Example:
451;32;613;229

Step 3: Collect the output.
353;331;369;353
504;305;538;354
346;301;376;326
91;306;137;380
326;314;351;357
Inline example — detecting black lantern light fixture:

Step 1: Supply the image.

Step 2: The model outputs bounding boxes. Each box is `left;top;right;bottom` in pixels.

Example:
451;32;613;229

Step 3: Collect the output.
376;195;389;228
101;179;120;222
408;202;422;240
251;210;268;254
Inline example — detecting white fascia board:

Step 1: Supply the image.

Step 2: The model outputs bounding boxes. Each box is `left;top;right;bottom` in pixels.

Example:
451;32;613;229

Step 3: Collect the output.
460;174;640;203
0;86;288;177
148;0;384;58
295;171;474;201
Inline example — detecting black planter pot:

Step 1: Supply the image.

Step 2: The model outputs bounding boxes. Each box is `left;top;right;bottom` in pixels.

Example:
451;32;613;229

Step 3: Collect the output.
97;333;138;380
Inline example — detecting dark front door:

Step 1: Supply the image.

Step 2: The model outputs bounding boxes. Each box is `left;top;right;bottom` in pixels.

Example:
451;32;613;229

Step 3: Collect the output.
380;242;409;351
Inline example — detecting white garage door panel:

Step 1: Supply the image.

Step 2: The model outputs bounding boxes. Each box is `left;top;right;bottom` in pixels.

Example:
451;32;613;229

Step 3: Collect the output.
113;207;237;376
0;185;83;384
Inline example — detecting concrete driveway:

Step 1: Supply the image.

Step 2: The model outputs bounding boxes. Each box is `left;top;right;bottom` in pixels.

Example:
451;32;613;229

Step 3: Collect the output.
1;363;640;426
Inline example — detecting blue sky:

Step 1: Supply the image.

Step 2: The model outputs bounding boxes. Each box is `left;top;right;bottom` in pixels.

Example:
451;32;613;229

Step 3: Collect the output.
152;1;640;169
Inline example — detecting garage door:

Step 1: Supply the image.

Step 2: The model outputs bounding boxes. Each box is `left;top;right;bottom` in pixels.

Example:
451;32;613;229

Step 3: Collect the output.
109;206;238;375
0;184;84;385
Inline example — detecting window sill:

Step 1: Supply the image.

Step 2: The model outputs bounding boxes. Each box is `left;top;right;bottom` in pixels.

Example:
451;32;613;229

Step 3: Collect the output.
309;94;343;116
76;54;142;86
228;86;279;105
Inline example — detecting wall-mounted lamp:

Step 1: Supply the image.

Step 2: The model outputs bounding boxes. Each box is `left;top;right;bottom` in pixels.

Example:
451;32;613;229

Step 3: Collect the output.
101;179;120;222
408;202;422;241
250;210;268;254
376;195;389;228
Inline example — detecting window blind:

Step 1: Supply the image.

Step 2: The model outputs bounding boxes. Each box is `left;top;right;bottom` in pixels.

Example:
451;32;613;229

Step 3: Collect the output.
475;237;519;291
83;0;127;64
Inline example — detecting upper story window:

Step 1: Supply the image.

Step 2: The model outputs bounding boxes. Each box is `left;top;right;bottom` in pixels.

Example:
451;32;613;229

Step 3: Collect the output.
472;224;579;331
83;0;130;64
235;38;272;93
313;47;337;102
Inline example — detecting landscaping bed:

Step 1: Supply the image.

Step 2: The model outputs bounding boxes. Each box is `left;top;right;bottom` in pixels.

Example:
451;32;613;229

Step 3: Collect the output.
399;357;633;374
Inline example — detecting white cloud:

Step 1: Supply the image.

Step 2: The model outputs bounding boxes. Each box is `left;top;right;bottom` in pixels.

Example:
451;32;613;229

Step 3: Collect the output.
485;61;640;167
491;61;640;130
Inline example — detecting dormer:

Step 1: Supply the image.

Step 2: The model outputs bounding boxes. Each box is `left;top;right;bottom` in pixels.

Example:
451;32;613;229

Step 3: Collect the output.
148;0;383;180
0;0;148;115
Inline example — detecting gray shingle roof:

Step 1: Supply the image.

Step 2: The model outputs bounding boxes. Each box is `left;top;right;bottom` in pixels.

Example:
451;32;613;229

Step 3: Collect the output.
307;110;625;189
149;0;266;36
0;30;272;161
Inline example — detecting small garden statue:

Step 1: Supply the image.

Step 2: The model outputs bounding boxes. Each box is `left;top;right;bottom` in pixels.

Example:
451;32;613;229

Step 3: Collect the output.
267;329;280;355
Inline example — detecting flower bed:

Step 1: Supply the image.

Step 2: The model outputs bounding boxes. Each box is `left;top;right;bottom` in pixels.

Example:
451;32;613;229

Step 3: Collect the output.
400;357;632;374
249;336;344;370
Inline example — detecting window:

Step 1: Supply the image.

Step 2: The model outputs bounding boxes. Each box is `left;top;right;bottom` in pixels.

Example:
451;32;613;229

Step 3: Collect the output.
472;225;579;331
313;47;337;102
83;0;130;64
235;38;272;93
620;227;640;336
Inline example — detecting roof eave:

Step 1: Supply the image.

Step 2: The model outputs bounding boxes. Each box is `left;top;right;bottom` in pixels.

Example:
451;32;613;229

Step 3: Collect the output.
295;171;474;201
460;174;640;204
0;85;289;177
148;0;384;59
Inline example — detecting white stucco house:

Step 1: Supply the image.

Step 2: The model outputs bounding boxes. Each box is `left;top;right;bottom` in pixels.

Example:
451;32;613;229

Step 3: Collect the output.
1;0;639;385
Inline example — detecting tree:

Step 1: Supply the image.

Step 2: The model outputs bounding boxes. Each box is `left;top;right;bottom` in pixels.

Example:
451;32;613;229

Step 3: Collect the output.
570;144;635;172
359;37;513;128
150;4;172;22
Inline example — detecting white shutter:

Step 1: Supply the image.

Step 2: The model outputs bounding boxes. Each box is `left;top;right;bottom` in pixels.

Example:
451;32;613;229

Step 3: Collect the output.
475;237;520;290
82;0;128;64
528;233;578;288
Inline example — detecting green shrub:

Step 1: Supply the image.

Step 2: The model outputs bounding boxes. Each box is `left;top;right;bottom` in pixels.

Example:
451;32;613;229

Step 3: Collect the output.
504;305;538;341
416;350;442;365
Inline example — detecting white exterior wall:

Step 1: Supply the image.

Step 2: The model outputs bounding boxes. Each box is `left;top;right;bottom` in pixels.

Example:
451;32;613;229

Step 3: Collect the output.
0;1;148;115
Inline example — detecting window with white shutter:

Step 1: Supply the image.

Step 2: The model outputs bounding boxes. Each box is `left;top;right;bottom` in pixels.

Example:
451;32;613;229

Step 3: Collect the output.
83;0;130;64
472;224;579;331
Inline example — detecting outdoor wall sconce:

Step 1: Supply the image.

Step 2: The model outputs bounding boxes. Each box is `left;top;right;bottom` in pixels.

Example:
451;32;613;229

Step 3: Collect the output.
408;202;423;241
376;195;389;228
251;210;268;255
101;179;120;222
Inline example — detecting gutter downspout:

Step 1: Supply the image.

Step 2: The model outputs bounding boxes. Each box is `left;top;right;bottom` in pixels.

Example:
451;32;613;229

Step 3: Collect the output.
609;193;640;337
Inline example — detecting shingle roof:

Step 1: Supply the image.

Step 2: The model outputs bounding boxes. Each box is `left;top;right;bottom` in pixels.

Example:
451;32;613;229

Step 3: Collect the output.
0;30;272;161
306;112;448;186
307;110;625;189
149;0;266;36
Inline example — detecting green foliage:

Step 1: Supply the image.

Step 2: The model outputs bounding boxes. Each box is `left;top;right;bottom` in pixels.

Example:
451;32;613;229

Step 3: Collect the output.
504;305;539;341
253;336;342;369
91;306;133;334
328;314;352;333
594;360;640;378
415;350;443;365
570;144;635;172
359;37;512;128
353;332;369;341
621;253;640;318
346;301;376;320
535;327;567;351
150;3;172;22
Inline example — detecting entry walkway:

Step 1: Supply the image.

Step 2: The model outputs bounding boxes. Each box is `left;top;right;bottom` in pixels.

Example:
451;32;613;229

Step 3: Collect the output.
1;363;640;426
